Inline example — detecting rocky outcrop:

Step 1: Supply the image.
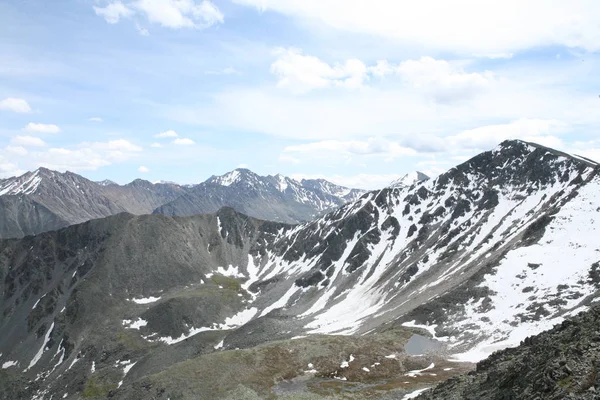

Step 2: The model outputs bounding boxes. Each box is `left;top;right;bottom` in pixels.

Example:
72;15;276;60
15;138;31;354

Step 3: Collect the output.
419;305;600;400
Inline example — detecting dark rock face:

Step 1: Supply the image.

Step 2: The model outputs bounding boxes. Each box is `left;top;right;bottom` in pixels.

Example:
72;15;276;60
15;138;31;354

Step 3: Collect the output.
418;305;600;400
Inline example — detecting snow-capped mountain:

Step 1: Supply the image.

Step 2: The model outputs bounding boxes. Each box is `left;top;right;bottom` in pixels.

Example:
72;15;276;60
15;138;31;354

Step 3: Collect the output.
2;140;600;399
0;168;186;238
389;171;430;188
0;168;365;238
153;168;367;223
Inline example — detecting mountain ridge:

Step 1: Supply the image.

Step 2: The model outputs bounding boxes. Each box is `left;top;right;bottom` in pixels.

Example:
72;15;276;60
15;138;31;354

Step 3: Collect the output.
0;168;366;238
1;139;599;399
153;168;367;224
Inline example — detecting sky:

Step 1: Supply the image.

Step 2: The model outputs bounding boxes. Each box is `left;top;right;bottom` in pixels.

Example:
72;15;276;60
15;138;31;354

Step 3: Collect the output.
0;0;599;189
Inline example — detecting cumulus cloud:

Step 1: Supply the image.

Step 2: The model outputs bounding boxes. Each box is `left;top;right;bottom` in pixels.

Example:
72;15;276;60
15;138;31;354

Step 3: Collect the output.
5;146;28;156
138;165;150;172
282;138;416;160
270;50;490;102
93;1;134;24
0;139;143;174
0;98;31;113
94;0;223;31
155;130;178;138
24;123;61;134
393;57;493;103
11;135;47;147
150;142;163;148
173;138;195;145
234;0;600;55
279;138;418;168
447;118;565;150
89;117;103;122
271;48;368;93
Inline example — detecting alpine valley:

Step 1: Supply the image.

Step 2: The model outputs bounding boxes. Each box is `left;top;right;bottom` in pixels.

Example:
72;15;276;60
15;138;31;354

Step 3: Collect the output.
1;140;600;400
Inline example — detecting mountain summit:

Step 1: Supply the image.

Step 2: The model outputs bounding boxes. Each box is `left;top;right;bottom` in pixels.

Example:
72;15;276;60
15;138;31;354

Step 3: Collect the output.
389;171;430;188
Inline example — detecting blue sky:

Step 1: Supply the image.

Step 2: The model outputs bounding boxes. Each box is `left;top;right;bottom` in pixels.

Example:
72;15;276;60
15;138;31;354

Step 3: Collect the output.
0;0;599;189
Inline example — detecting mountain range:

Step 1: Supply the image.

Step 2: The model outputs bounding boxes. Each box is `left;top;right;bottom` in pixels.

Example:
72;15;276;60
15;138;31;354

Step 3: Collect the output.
0;168;368;239
1;139;599;399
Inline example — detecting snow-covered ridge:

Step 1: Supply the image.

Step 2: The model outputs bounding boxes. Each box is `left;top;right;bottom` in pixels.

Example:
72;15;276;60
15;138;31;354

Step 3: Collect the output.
0;169;43;196
221;140;600;361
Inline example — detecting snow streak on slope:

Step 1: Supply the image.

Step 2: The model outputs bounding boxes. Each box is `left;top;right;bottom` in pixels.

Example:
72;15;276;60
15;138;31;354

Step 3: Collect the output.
0;169;43;195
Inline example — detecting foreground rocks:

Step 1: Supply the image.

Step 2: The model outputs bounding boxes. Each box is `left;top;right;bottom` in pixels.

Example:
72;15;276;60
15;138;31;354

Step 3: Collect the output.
419;305;600;400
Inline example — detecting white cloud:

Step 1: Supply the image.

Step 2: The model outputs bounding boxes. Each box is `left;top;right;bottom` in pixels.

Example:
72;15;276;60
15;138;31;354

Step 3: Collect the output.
138;165;150;172
5;146;28;156
35;148;113;171
91;139;143;152
269;50;490;102
150;142;163;148
448;118;565;150
155;129;178;138
134;0;223;28
24;123;61;134
0;155;25;179
89;117;103;122
234;0;600;55
173;138;195;145
0;98;31;113
281;138;416;164
166;53;600;145
11;135;47;147
0;138;144;175
94;0;223;29
271;48;368;93
393;57;492;103
93;1;134;24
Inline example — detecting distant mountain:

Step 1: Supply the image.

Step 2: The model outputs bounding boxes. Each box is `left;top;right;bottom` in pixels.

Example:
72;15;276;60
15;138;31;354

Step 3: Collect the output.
0;168;186;238
0;168;366;238
153;168;367;223
389;171;430;188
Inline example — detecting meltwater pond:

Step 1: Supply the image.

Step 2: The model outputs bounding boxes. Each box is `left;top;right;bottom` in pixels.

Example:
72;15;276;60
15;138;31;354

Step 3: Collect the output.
404;334;443;356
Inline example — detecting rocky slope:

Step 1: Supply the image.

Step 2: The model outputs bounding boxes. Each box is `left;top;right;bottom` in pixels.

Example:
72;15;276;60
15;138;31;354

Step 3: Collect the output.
1;140;599;399
418;305;600;400
153;168;366;223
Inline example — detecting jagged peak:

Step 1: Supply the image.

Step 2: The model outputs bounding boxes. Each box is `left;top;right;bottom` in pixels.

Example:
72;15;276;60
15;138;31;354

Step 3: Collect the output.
97;179;118;186
206;168;263;187
389;171;430;189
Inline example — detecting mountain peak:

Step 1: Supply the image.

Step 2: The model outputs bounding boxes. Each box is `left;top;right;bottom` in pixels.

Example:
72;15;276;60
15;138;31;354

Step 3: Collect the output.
207;168;261;187
389;171;430;188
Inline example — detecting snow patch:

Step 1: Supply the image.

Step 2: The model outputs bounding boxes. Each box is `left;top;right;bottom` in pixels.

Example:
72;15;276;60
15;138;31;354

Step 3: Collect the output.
129;296;161;304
